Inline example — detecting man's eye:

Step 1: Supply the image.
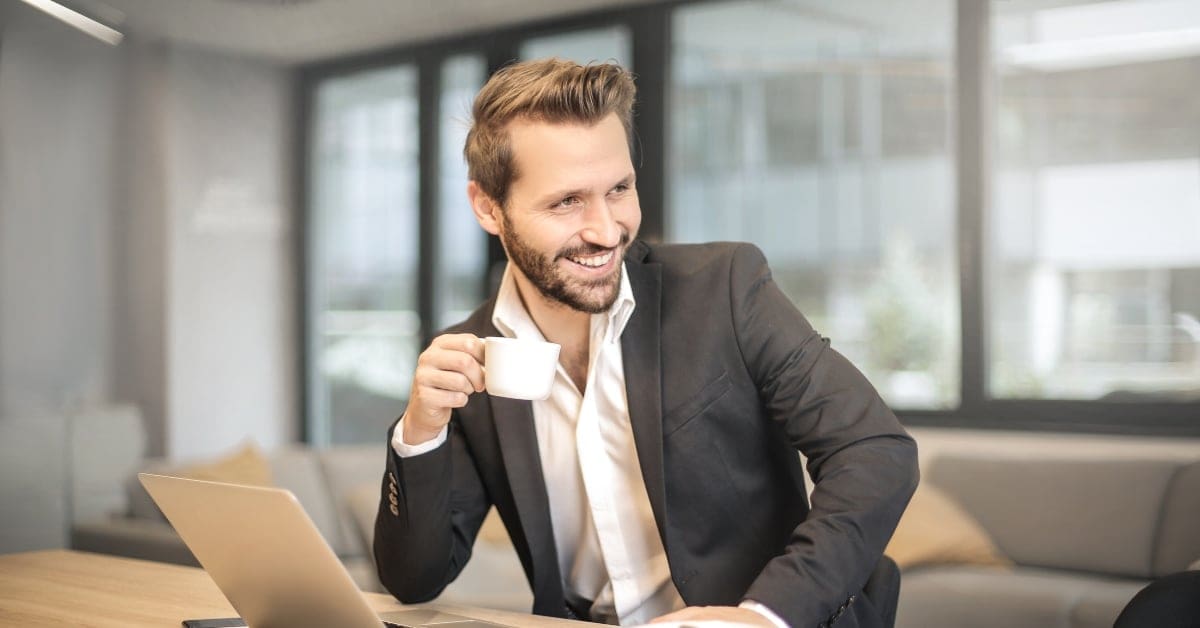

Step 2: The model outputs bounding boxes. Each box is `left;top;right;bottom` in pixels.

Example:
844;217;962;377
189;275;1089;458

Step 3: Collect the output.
556;196;581;208
610;184;629;194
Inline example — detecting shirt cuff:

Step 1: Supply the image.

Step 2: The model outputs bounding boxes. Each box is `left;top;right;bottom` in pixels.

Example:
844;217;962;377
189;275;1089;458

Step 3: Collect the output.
739;600;789;628
391;417;448;457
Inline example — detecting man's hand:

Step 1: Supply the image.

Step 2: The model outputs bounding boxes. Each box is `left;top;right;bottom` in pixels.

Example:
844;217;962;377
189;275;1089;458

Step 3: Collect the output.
402;334;485;445
649;606;776;626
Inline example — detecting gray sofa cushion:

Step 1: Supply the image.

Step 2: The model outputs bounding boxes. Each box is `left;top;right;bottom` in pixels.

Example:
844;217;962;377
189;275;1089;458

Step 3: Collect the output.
1153;461;1200;576
268;447;347;557
316;445;384;559
72;517;198;567
897;566;1143;628
123;446;366;559
1069;580;1146;628
927;456;1179;578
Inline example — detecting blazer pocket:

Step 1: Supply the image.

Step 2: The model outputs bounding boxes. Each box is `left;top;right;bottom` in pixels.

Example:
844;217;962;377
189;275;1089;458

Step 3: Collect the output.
663;370;731;436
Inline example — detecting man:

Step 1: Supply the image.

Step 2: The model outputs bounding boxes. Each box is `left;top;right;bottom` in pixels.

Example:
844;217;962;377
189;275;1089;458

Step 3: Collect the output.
374;58;918;628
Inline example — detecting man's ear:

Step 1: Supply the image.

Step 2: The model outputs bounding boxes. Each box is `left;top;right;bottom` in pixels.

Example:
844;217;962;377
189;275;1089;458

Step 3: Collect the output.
467;181;502;236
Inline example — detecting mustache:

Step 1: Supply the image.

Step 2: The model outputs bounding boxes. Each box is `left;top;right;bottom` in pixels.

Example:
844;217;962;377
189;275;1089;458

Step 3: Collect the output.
554;230;632;261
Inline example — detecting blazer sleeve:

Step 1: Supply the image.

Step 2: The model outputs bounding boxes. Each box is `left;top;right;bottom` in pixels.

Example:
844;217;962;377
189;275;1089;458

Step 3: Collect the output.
729;243;920;627
373;413;491;603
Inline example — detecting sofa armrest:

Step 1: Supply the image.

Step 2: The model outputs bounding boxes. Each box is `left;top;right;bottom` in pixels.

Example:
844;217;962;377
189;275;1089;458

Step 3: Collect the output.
71;517;199;567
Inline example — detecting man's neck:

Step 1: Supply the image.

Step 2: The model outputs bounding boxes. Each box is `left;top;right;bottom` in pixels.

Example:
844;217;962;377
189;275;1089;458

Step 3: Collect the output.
512;275;591;392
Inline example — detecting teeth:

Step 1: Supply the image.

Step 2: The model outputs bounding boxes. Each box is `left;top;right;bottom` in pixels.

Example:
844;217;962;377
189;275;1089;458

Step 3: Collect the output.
569;251;613;268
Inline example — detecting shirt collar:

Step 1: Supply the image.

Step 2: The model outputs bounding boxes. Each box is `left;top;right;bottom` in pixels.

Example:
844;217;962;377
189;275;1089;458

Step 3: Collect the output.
492;262;636;345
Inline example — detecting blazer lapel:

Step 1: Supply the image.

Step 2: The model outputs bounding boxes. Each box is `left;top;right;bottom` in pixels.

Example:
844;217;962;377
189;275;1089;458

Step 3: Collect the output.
490;387;565;613
471;313;563;610
621;256;668;542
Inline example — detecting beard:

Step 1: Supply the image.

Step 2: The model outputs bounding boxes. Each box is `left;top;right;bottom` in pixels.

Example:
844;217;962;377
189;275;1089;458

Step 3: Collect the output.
499;211;630;314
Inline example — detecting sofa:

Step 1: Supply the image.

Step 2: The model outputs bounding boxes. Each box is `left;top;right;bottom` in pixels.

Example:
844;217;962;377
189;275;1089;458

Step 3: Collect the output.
67;420;1200;627
70;443;534;612
893;448;1200;628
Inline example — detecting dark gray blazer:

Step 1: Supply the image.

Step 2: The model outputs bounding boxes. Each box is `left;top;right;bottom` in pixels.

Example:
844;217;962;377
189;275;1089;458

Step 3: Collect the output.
373;240;919;628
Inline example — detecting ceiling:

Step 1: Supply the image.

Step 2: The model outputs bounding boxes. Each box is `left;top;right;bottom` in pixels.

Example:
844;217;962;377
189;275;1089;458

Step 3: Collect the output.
64;0;663;64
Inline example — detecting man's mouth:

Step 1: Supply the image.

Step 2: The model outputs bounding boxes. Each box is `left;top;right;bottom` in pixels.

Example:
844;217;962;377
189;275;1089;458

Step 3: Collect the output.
565;250;615;268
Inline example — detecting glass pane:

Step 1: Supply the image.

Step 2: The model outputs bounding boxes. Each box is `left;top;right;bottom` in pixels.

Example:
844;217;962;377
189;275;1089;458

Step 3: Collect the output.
670;0;959;410
309;65;420;444
436;54;488;330
519;25;632;68
989;0;1200;401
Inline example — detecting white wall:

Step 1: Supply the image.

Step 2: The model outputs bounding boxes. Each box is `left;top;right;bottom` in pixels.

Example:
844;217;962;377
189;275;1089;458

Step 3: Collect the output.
160;46;298;458
2;0;297;476
0;2;121;420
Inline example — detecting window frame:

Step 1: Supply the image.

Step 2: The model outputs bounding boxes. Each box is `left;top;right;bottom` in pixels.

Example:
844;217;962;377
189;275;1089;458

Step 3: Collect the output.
296;0;1200;443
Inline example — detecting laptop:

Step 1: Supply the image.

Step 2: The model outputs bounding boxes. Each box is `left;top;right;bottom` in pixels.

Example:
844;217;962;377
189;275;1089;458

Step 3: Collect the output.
139;473;512;628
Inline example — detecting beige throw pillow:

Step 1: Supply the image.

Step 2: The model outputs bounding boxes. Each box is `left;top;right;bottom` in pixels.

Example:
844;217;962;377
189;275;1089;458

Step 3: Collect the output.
885;483;1011;570
173;441;273;487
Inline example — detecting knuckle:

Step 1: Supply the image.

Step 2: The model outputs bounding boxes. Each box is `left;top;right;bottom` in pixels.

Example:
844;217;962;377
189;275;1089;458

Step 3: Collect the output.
455;353;474;372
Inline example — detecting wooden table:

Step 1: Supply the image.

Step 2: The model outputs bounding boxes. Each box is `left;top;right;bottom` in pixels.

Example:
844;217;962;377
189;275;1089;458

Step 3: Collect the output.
0;550;583;627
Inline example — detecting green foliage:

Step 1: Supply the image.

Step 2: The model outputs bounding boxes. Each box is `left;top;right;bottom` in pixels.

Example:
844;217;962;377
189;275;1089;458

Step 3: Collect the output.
864;238;939;372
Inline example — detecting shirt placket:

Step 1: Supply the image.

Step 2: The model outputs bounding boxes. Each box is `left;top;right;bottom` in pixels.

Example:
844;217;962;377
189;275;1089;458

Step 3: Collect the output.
575;320;638;621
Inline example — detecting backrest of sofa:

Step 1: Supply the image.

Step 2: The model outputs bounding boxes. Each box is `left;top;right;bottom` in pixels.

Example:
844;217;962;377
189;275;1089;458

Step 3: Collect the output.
267;447;349;557
132;448;353;558
1153;460;1200;576
315;444;388;560
926;455;1184;579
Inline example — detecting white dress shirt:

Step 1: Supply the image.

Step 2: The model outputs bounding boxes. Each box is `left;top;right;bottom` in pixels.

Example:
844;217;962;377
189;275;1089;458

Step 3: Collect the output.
393;263;785;627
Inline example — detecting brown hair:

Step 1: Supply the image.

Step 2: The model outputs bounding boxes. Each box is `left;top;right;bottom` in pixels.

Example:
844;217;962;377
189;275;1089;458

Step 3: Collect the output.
464;58;636;207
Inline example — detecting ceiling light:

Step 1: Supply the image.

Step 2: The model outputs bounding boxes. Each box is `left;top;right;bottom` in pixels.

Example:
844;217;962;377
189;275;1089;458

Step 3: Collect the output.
18;0;123;46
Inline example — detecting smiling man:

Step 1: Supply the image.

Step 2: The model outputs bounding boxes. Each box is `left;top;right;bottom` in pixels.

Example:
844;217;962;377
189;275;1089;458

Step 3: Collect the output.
373;59;919;628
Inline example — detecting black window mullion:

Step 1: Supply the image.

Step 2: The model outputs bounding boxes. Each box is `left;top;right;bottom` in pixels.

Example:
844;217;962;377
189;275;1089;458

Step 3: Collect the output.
630;6;671;243
296;71;316;444
955;0;990;415
418;54;441;349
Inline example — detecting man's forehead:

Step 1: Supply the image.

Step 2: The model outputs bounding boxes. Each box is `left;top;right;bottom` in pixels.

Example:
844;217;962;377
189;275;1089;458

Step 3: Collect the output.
505;114;633;188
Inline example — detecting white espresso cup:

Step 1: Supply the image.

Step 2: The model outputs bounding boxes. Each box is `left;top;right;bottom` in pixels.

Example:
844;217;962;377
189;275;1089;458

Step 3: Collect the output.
483;336;561;401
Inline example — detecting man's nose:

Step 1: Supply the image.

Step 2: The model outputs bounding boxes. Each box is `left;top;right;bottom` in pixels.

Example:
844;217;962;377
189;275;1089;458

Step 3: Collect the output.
579;200;621;248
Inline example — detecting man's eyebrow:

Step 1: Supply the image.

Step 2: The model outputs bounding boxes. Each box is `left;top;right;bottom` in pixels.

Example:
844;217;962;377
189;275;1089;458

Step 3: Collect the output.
613;173;636;188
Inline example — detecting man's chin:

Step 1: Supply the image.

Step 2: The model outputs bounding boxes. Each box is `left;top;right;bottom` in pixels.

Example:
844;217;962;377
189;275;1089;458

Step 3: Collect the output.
545;280;620;314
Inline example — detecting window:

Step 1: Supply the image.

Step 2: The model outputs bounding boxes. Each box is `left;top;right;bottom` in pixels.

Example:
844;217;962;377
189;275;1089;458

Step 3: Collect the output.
669;0;959;410
307;65;420;445
299;0;1200;440
435;54;488;330
988;0;1200;402
519;25;632;67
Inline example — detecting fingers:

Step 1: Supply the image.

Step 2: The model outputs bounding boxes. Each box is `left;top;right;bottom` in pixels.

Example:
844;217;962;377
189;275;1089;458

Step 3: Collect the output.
423;334;486;392
410;382;469;412
406;334;486;436
433;333;486;365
